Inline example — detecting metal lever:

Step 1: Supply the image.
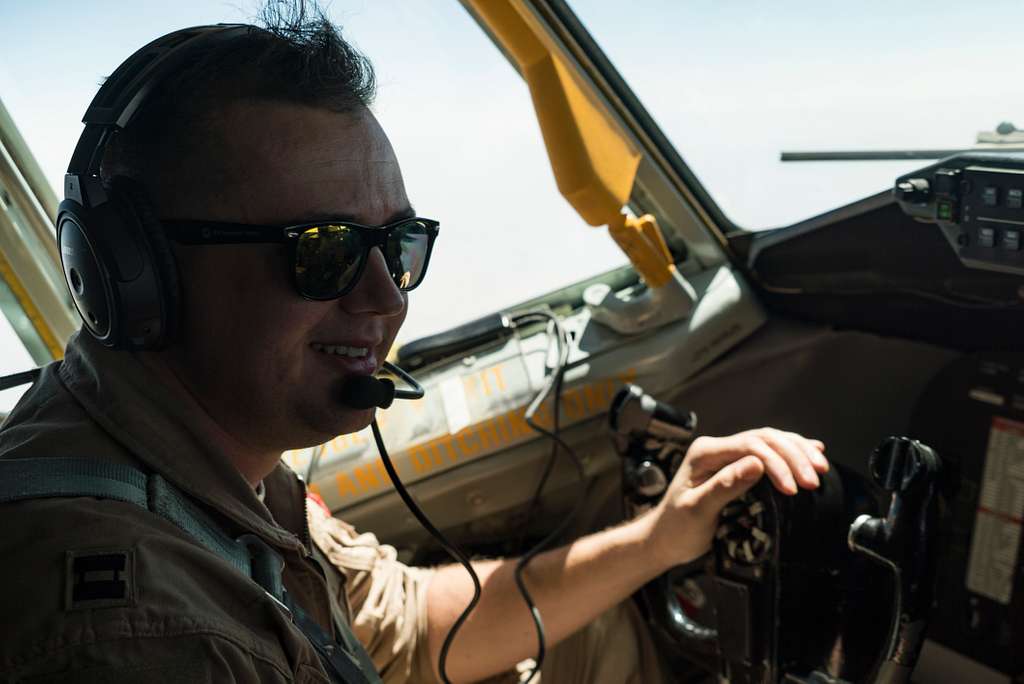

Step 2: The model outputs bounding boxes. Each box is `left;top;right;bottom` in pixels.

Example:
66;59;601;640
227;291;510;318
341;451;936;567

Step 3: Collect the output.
586;214;696;335
848;437;943;684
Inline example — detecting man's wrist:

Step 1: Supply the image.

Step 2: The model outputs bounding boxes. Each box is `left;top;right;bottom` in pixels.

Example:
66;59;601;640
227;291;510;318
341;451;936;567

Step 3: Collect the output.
629;507;681;576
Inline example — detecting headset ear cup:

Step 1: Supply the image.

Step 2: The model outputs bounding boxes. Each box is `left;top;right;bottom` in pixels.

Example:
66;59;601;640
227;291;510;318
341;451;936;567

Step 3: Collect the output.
109;176;180;347
57;198;118;345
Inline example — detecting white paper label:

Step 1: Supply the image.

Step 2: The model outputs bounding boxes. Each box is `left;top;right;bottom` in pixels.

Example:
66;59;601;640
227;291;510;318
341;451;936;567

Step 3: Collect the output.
966;417;1024;604
439;376;472;436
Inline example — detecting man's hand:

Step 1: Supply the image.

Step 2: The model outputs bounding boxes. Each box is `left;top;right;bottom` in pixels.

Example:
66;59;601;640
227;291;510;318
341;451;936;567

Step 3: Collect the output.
648;428;829;568
427;428;828;682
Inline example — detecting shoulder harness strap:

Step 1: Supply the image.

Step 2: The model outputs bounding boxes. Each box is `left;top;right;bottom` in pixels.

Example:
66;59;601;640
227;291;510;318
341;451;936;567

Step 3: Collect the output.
0;457;253;576
0;457;380;684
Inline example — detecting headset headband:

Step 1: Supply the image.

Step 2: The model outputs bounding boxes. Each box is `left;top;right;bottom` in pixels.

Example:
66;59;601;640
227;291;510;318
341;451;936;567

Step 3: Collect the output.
57;23;253;350
65;23;252;202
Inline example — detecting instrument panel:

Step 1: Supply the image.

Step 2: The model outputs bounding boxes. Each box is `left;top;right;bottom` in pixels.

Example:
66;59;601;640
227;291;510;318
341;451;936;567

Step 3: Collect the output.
911;352;1024;679
895;152;1024;276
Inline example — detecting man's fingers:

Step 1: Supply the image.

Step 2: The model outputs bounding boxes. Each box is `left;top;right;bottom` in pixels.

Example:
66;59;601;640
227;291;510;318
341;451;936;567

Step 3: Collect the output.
685;431;829;497
690;434;798;495
787;432;829;471
692;455;764;514
760;430;820;489
735;435;799;495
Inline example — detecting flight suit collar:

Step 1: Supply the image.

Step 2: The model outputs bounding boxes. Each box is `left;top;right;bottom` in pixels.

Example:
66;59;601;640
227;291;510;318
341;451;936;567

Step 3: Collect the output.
58;332;307;553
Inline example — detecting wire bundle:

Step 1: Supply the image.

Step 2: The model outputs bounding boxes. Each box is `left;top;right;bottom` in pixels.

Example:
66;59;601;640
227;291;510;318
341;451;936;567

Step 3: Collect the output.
508;310;587;684
368;308;586;684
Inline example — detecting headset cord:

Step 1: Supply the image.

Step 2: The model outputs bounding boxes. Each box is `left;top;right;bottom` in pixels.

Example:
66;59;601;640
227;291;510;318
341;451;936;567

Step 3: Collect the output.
509;311;588;684
371;420;481;684
371;310;580;684
304;442;327;485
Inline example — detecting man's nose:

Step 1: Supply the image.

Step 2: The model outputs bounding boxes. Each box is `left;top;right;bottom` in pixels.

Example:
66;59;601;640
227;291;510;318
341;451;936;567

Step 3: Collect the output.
341;247;406;316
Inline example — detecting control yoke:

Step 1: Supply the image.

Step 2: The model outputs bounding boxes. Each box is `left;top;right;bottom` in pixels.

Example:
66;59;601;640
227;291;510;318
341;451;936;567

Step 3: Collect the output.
609;386;946;684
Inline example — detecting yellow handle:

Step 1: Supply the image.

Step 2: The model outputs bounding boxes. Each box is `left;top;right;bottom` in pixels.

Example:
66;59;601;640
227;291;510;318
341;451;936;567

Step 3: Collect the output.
608;214;674;289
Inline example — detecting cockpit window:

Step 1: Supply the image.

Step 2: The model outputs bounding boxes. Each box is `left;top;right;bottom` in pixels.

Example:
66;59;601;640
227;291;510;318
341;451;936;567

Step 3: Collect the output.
0;300;37;414
572;1;1024;230
0;3;628;345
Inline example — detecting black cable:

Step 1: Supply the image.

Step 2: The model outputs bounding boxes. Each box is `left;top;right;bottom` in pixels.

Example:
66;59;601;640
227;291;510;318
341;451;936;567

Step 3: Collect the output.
0;367;41;392
370;311;583;683
508;311;588;684
371;420;480;684
511;312;572;550
304;443;326;485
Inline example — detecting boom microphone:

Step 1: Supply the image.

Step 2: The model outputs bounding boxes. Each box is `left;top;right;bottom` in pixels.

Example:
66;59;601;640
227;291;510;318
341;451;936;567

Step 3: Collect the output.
336;361;424;410
339;376;396;409
306;361;424;483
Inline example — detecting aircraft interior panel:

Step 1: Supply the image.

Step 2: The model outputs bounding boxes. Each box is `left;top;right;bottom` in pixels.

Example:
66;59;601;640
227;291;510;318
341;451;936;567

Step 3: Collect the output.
743;199;1023;353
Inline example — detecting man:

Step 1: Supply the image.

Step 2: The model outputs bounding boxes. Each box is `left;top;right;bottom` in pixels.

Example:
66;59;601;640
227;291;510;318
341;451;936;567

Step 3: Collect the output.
0;7;828;683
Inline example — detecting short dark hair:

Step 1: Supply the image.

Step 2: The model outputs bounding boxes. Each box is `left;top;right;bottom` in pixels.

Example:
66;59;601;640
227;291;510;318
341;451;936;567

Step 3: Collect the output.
100;0;376;198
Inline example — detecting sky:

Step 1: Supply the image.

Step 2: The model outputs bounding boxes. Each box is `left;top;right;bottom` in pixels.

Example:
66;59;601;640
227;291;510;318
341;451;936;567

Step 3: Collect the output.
574;0;1024;227
1;0;1022;409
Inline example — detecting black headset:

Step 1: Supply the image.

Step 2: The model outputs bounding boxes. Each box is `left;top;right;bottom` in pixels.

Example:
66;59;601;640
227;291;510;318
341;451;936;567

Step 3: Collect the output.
57;24;250;350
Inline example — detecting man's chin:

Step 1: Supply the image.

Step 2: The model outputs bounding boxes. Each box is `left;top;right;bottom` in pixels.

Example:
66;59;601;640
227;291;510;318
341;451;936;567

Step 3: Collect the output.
287;382;379;448
336;405;376;433
319;403;376;439
274;403;372;453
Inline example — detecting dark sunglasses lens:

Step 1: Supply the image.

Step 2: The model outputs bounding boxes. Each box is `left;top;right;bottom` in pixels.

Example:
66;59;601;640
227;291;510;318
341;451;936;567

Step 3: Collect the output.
295;225;364;298
387;221;432;290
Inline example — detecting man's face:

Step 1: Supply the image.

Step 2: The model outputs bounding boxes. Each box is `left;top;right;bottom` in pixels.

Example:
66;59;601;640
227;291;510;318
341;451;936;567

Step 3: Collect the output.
155;101;411;453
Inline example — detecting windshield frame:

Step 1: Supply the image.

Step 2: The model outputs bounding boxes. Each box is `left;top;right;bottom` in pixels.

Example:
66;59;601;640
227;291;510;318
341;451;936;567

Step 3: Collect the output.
536;0;747;239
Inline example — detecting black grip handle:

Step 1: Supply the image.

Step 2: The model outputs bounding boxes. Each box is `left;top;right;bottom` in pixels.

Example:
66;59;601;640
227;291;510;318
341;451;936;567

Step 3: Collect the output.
848;437;944;683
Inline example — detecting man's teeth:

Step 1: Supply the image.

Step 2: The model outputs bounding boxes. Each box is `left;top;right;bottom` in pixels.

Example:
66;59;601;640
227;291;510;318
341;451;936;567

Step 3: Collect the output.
311;343;370;358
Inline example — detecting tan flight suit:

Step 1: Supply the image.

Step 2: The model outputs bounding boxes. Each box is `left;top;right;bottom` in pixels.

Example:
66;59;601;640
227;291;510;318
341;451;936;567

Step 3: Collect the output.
0;333;664;683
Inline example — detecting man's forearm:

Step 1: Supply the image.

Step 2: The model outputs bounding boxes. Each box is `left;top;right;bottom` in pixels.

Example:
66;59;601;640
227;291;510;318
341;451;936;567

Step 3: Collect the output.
425;511;669;683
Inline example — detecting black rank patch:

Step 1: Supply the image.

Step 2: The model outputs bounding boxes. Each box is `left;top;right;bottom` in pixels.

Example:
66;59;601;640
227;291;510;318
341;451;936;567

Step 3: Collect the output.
65;548;134;610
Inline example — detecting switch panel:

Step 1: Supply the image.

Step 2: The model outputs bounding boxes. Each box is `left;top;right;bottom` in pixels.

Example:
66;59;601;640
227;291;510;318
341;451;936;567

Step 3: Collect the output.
895;153;1024;276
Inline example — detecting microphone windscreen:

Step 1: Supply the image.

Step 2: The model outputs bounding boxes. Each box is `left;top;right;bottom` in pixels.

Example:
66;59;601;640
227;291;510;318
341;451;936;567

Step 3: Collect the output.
339;375;396;409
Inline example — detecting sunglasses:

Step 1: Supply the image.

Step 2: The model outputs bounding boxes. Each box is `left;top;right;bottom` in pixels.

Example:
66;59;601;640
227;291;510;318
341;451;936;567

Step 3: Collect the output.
163;217;439;300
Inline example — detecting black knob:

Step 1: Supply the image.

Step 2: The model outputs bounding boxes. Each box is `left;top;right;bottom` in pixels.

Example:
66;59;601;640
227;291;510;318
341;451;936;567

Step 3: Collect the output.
633;460;668;498
894;178;931;204
869;437;936;493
